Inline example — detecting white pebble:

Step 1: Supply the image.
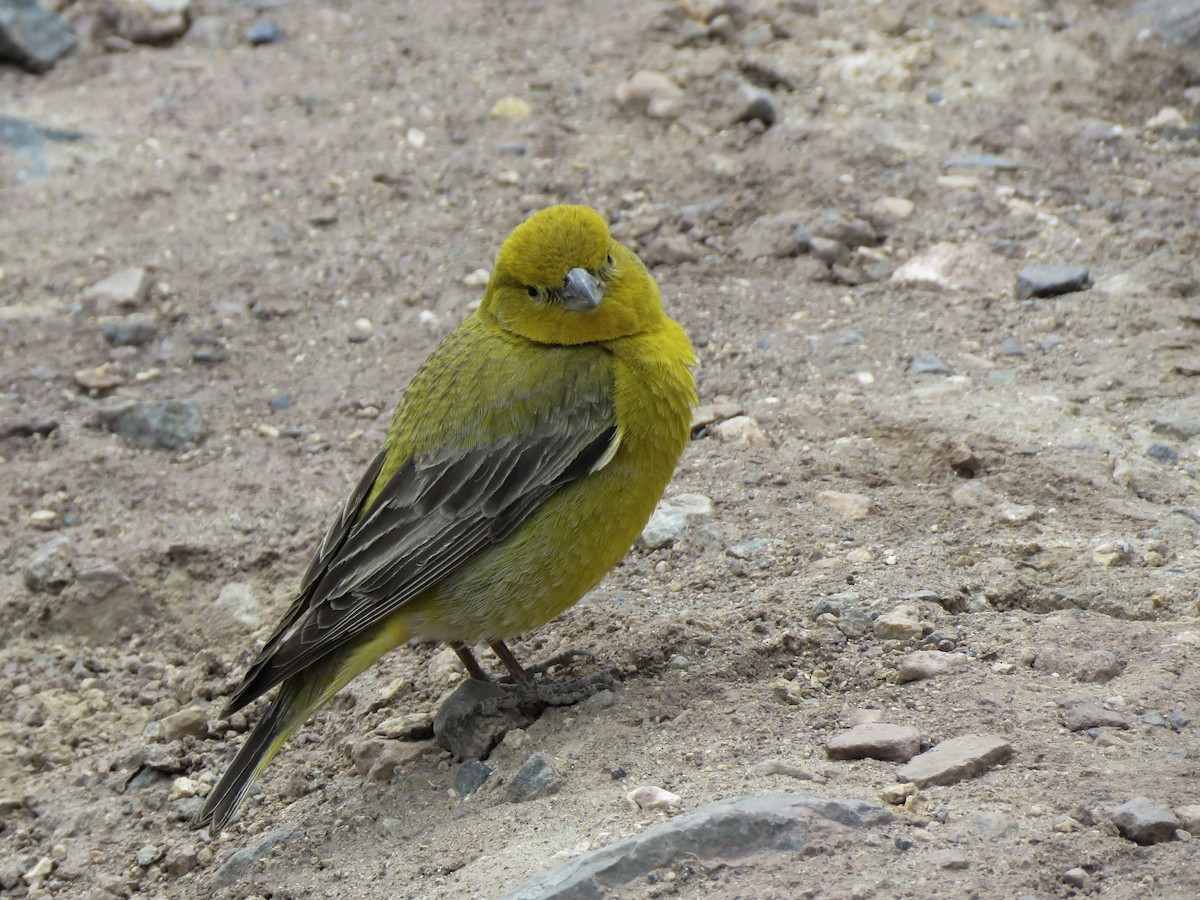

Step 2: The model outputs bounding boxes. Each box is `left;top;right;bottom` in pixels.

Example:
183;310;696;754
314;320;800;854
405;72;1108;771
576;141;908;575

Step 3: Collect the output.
626;785;681;811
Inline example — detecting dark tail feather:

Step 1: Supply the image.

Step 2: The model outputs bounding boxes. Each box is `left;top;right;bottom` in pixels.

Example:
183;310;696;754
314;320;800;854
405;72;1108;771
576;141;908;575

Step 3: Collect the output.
191;688;301;832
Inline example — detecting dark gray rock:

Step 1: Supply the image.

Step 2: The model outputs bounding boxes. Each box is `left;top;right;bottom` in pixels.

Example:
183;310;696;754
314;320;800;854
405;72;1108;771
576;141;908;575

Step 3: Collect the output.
1151;419;1200;440
811;210;878;248
1058;695;1130;731
455;760;493;798
1107;797;1180;845
1133;0;1200;47
734;84;777;126
0;0;76;73
247;20;284;45
103;316;159;347
910;351;953;375
501;794;890;899
508;753;558;802
433;679;539;760
1015;265;1092;299
93;400;206;450
1147;442;1179;463
23;536;73;593
210;828;292;888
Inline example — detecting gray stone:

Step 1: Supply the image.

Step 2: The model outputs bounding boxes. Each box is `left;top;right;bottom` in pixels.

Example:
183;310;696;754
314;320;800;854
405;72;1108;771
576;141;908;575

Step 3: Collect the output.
1151;418;1200;440
102;316;158;347
350;739;429;780
895;735;1012;787
826;723;921;762
1135;0;1200;47
433;679;538;760
93;400;206;450
733;84;777;126
162;840;199;875
910;351;953;375
508;753;558;802
83;267;150;309
896;651;968;684
52;566;154;639
639;494;713;549
210;828;292;888
970;811;1020;841
835;606;874;639
135;844;163;868
1147;442;1179;463
1063;867;1089;888
733;212;810;261
749;759;817;781
1106;797;1180;845
0;0;76;73
455;760;493;798
811;210;879;248
501;794;890;900
158;706;208;742
23;536;73;593
1174;804;1200;832
1058;695;1130;732
1015;265;1092;299
246;20;284;45
376;712;434;741
1033;646;1124;682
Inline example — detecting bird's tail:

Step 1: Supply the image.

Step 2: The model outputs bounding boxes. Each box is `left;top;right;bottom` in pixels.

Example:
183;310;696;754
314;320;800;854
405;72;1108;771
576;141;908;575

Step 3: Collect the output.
190;681;309;833
191;620;410;832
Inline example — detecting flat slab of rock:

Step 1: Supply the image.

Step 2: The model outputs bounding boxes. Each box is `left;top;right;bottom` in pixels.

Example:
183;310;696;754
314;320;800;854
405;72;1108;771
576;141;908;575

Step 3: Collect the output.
1107;797;1180;845
1058;694;1130;732
895;735;1012;787
1033;646;1124;683
896;651;967;683
502;794;891;900
0;0;76;72
826;723;920;762
1015;264;1091;299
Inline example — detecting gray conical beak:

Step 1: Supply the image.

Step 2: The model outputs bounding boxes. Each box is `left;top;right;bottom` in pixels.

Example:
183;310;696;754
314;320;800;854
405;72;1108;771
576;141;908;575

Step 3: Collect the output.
562;267;602;311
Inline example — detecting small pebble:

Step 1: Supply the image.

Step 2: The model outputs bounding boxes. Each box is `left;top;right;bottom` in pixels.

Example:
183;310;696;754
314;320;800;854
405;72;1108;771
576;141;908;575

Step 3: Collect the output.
1147;442;1178;463
910;351;952;375
1063;867;1088;888
246;20;284;45
626;785;681;811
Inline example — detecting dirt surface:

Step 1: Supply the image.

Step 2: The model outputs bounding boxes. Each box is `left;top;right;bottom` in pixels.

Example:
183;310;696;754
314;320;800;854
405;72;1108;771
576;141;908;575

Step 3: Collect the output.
3;0;1200;897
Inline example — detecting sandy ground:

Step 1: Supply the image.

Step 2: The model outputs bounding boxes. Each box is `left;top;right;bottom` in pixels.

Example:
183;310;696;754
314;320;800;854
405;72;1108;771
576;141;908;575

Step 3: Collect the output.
2;0;1199;897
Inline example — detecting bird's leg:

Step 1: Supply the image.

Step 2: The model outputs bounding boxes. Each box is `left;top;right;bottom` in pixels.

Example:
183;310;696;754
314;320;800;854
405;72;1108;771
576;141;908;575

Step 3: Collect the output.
451;641;490;682
489;640;617;707
488;640;534;686
524;648;596;677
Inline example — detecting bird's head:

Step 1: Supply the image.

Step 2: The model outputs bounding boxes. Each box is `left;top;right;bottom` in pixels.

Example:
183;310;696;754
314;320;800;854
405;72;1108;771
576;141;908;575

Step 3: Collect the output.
479;205;666;345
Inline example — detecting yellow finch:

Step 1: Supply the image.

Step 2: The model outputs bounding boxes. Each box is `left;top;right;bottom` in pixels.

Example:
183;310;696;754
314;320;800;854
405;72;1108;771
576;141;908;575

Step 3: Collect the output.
192;205;696;831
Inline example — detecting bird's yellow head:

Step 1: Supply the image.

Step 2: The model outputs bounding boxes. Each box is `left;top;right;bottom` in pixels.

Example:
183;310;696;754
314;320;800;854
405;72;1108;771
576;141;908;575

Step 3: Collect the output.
479;205;666;345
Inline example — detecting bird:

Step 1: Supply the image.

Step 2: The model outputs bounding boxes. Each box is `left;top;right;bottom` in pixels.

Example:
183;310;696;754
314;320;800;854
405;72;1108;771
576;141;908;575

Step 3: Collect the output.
191;204;697;831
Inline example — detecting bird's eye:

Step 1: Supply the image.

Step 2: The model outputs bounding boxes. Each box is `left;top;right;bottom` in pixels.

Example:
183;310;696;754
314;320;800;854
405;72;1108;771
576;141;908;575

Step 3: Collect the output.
526;285;539;298
606;254;614;267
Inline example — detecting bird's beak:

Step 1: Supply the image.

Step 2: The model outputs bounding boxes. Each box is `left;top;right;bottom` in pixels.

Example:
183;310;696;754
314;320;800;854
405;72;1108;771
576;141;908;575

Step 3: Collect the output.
562;267;603;312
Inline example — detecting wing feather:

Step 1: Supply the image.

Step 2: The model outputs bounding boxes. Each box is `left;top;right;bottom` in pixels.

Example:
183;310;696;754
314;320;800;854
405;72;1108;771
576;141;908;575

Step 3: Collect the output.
222;391;616;715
